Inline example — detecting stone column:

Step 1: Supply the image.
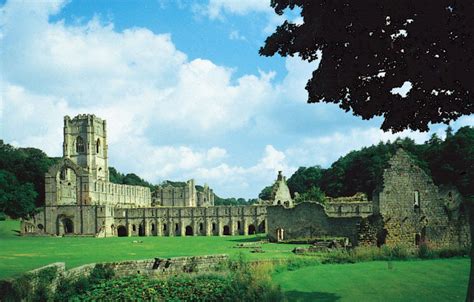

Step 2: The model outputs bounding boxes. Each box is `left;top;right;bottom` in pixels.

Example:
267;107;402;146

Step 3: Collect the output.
230;218;236;236
157;221;162;236
180;222;185;237
168;219;174;237
243;219;249;236
218;220;223;236
205;218;212;236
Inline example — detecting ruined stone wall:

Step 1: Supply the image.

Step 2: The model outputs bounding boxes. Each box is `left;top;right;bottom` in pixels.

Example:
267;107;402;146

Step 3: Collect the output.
22;205;267;237
114;205;267;237
375;149;470;248
325;202;373;218
267;202;361;245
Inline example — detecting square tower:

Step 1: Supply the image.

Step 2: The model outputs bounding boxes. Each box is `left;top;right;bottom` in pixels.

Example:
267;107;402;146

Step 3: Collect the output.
63;114;109;181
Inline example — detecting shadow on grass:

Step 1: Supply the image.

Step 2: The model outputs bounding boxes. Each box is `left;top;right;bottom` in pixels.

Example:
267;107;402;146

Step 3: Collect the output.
284;290;341;302
229;237;264;243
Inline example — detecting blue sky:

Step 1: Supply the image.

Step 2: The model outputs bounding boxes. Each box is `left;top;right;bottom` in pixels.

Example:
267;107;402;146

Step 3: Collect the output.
1;0;472;198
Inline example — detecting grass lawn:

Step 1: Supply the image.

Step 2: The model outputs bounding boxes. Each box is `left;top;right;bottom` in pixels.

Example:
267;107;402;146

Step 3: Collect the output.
272;258;470;302
0;220;302;279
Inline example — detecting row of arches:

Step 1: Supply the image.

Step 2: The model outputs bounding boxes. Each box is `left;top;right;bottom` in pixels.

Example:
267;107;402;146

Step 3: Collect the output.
115;223;261;237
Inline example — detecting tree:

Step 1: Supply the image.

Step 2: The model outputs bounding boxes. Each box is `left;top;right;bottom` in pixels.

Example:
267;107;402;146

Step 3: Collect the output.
286;166;323;197
0;170;37;219
294;186;326;204
258;186;273;201
260;1;473;132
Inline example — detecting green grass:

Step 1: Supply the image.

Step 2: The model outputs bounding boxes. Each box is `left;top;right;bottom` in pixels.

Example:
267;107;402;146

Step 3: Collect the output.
272;258;470;302
0;220;302;279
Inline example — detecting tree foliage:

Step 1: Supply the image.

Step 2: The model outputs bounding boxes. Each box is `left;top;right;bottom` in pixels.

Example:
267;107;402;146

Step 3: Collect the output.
260;1;474;132
0;141;58;218
108;167;154;189
260;127;474;202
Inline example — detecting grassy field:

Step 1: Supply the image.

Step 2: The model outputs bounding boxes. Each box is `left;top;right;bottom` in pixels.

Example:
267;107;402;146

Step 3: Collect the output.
0;220;301;279
1;219;470;302
272;258;470;302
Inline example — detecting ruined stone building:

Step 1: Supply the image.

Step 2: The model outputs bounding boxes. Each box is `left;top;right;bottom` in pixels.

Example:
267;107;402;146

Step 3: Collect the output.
267;149;471;248
267;171;293;207
21;114;470;249
21;114;265;237
152;181;214;207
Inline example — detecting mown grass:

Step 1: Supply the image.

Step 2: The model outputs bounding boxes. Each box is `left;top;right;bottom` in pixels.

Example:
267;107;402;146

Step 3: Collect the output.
0;220;303;279
272;258;470;302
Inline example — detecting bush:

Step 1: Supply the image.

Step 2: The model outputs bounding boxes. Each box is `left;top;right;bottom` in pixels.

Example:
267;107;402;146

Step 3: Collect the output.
437;246;469;258
54;264;115;301
389;244;411;260
417;243;433;259
0;212;6;221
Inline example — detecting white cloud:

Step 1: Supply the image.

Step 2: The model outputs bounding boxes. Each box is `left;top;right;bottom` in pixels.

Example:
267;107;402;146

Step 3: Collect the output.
204;0;271;20
229;30;246;41
191;145;296;197
286;127;431;167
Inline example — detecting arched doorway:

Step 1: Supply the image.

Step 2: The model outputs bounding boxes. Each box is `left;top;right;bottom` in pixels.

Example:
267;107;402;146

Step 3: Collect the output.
276;228;284;242
117;225;127;237
248;224;256;235
258;221;266;233
139;223;145;236
63;218;74;234
185;226;193;236
223;225;230;235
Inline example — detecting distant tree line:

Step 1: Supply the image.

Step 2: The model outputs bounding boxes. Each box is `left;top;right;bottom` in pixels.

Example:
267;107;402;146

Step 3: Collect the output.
108;167;154;189
259;126;474;203
214;195;258;206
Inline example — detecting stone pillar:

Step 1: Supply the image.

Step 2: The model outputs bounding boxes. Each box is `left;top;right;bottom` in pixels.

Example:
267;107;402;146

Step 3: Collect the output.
157;221;162;236
243;219;249;236
126;222;131;237
168;220;174;237
218;220;223;236
230;218;236;236
180;222;185;237
205;219;212;236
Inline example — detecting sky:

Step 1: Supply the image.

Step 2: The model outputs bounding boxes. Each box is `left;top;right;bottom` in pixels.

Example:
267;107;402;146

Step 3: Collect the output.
1;0;473;199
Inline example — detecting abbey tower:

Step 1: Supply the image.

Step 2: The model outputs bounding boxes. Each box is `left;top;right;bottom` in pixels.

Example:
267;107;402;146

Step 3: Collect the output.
63;114;109;181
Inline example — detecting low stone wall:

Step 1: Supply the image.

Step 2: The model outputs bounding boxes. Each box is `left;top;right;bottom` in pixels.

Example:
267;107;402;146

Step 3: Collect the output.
0;255;229;300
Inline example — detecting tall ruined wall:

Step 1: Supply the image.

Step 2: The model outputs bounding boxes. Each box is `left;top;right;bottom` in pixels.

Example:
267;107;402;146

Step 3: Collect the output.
267;202;361;245
375;149;470;248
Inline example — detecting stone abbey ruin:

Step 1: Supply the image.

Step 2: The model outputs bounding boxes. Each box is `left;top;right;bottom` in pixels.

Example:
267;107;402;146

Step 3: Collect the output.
22;114;470;249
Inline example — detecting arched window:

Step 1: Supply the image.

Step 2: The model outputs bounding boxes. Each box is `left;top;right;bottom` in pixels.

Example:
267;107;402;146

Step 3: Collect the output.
414;191;420;212
76;136;85;153
96;138;101;154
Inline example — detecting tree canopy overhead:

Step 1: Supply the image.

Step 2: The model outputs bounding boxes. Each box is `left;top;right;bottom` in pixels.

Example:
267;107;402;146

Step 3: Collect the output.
260;0;474;132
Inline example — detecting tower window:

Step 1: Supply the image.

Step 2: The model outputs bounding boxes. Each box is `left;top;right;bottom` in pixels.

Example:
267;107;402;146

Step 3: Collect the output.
76;136;85;153
96;138;101;154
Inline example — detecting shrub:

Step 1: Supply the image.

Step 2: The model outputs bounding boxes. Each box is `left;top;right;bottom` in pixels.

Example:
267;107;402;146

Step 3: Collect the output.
0;212;6;221
437;246;469;258
54;264;115;301
388;244;411;260
417;243;433;259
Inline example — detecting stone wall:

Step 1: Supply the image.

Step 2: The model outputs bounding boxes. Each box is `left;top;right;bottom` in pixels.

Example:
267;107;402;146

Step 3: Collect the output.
267;202;362;245
0;256;229;300
374;149;471;248
22;205;267;237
